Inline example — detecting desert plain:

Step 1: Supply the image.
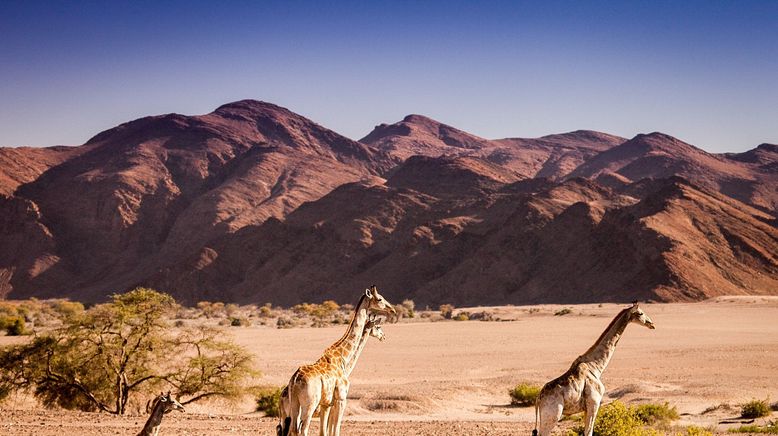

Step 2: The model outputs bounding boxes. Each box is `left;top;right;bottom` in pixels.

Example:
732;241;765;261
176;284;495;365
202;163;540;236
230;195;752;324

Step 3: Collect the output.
1;296;777;435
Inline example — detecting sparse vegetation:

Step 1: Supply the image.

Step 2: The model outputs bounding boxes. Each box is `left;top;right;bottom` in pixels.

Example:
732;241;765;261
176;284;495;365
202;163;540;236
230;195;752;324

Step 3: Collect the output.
0;288;256;415
255;386;283;417
679;426;713;436
633;402;679;425
230;316;250;327
508;383;541;407
729;422;778;434
554;307;573;316
742;399;771;419
453;312;470;321
569;401;682;436
439;304;454;319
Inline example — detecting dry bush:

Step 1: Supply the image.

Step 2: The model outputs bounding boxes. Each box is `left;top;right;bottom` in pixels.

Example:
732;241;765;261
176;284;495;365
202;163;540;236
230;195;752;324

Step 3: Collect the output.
439;304;454;319
554;307;573;316
742;399;771;419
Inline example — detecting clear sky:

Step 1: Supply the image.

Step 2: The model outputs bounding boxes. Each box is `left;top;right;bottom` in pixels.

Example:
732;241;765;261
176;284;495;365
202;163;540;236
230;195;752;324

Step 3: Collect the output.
1;1;776;152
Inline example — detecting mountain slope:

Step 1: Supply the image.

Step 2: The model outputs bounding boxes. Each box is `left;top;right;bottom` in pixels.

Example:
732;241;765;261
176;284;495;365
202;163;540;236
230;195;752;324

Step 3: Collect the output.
569;133;778;213
2;100;392;299
361;115;624;179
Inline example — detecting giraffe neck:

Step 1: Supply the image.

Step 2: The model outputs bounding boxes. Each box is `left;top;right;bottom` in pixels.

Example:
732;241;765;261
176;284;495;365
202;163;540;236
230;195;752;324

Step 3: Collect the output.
343;326;372;377
138;401;165;436
324;296;369;372
578;308;631;377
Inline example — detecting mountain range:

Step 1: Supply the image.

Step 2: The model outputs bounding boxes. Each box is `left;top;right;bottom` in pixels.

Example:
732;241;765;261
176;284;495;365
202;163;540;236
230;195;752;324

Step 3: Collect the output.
1;100;776;305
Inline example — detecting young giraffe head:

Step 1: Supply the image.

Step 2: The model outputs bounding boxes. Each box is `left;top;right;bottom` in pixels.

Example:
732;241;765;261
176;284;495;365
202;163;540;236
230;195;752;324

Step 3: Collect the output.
628;302;656;329
365;314;386;342
364;285;397;321
157;391;185;413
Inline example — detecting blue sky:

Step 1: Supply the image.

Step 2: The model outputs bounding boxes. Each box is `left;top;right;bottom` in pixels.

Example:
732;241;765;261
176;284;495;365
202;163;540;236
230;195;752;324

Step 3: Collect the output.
1;1;776;152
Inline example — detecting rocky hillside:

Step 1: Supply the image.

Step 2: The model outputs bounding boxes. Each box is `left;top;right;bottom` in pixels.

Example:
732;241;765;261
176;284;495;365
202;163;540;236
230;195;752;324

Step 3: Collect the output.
1;101;775;304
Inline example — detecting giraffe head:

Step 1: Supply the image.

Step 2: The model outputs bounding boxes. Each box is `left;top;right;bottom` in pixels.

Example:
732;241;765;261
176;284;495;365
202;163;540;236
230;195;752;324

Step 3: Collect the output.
365;314;386;342
628;302;655;329
158;391;185;413
364;285;397;320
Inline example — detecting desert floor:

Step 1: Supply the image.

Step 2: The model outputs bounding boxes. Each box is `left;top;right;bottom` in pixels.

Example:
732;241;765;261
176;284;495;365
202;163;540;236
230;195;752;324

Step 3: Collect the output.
2;296;777;435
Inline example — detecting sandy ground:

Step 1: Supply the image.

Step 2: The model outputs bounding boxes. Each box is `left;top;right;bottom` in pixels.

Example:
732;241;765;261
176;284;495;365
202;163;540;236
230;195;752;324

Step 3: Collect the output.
2;297;777;435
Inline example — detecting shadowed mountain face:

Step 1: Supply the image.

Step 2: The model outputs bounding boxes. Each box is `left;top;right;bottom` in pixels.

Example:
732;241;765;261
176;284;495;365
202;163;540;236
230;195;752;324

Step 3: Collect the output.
1;101;776;304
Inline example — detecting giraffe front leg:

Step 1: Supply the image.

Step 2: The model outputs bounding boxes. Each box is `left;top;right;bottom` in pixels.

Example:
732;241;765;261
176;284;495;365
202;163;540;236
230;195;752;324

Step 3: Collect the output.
583;390;603;436
330;380;349;436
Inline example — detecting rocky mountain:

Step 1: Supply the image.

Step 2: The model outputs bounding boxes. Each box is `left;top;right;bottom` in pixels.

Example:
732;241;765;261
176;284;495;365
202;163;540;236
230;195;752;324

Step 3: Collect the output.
0;101;776;305
568;133;778;213
361;115;625;179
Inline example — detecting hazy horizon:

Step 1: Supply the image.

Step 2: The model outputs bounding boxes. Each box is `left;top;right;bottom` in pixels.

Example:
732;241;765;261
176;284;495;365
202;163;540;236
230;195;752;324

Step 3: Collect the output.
2;1;777;152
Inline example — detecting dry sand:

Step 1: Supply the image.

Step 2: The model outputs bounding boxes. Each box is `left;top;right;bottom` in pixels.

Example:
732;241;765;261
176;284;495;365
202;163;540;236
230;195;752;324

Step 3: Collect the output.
2;297;777;435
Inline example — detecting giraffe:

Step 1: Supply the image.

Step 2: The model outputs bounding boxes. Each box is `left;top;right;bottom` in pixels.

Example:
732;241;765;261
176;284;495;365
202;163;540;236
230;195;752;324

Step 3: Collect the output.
533;303;655;436
286;286;396;436
137;391;185;436
278;315;386;436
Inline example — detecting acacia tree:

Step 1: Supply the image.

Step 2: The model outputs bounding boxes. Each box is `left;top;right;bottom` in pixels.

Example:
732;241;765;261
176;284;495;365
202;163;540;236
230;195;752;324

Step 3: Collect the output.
0;288;255;414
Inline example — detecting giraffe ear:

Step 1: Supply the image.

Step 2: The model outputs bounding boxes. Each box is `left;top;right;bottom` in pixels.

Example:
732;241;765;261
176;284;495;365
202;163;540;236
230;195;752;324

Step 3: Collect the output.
365;288;373;298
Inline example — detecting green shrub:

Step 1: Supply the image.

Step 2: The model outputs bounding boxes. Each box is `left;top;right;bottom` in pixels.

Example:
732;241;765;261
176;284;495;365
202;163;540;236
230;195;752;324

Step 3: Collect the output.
554;307;573;316
569;401;662;436
729;422;778;434
509;383;541;407
633;402;679;425
454;312;470;321
679;426;713;436
742;399;771;419
256;387;283;417
5;317;28;336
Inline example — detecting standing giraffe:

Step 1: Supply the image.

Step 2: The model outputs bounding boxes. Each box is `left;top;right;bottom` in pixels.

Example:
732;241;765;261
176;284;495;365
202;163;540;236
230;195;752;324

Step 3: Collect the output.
287;286;396;436
278;315;386;436
137;391;185;436
533;303;655;436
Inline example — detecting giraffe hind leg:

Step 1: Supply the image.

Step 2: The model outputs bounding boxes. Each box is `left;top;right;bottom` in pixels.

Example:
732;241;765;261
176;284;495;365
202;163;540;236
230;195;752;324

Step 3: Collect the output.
537;393;564;436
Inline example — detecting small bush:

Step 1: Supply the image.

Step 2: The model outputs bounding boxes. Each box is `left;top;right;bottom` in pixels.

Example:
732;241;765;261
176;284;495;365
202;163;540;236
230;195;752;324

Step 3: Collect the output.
0;315;29;336
255;386;283;417
276;316;297;329
439;304;454;319
634;402;679;425
679;426;713;436
509;383;541;407
230;317;249;327
742;399;771;419
469;311;495;321
554;307;573;316
454;312;470;321
569;401;665;436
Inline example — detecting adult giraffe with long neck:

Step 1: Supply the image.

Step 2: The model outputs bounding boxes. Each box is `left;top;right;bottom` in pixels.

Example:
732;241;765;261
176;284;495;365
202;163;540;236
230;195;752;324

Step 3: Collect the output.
533;303;656;436
286;286;396;436
278;315;386;436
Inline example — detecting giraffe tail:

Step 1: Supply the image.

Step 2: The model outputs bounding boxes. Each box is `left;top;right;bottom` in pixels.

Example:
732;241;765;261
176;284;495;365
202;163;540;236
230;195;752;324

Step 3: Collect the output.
532;394;540;436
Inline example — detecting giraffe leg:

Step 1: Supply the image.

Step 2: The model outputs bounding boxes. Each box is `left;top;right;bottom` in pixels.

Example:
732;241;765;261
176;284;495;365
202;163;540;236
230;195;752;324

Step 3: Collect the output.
583;394;602;436
297;403;316;436
332;397;347;436
328;380;349;436
537;391;564;436
319;404;331;436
